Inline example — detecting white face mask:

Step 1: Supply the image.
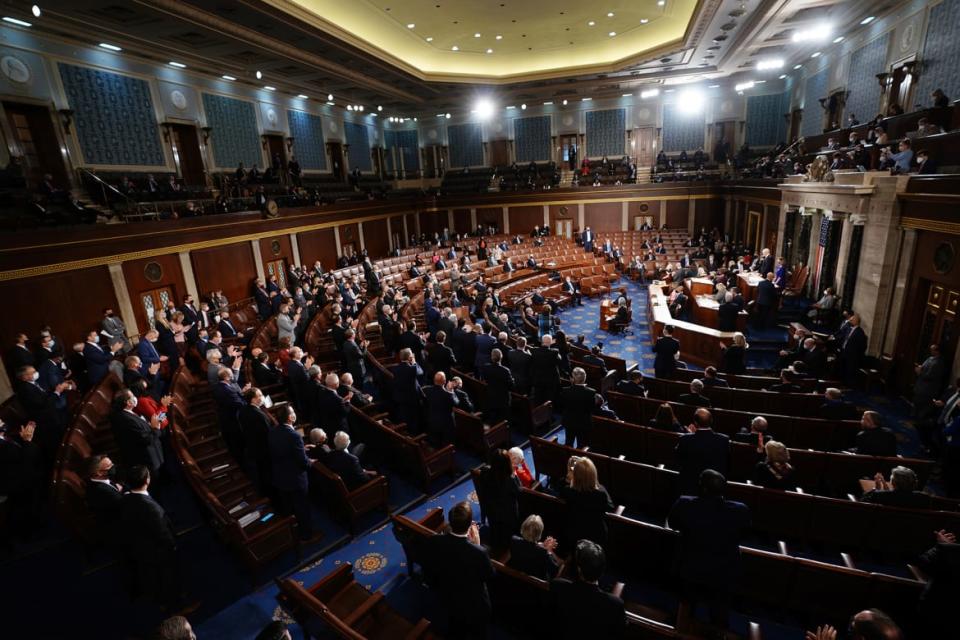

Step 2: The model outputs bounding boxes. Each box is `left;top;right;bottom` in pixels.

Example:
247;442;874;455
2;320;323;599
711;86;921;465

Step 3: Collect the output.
31;371;40;382
129;396;138;408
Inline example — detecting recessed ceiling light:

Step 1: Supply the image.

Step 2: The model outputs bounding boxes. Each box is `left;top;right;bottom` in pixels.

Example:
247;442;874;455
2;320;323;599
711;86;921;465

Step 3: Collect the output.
582;97;592;101
222;75;236;81
2;17;32;27
562;99;569;105
474;32;481;38
328;94;334;101
256;70;262;79
609;31;617;37
496;35;503;40
588;20;596;26
622;93;632;97
755;80;766;84
658;0;666;6
793;64;802;69
264;85;276;91
664;89;675;93
426;36;434;42
506;105;516;109
32;5;41;17
640;89;659;98
778;74;787;79
377;105;383;111
833;36;844;43
445;113;451;118
327;101;335;106
521;104;527;109
860;16;875;25
708;84;720;89
168;61;186;68
98;43;122;51
451;45;459;51
544;101;553;105
407;23;415;29
756;59;784;70
486;48;493;54
811;51;821;58
641;19;649;24
607;12;615;18
298;94;309;99
792;23;832;42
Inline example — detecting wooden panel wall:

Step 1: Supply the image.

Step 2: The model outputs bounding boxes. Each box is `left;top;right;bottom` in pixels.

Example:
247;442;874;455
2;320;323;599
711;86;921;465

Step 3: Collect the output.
476;207;503;231
122;255;186;335
298;228;339;269
259;235;293;272
363;218;390;259
453;209;473;235
665;200;688;228
418;212;445;238
583;201;622;231
191;242;256;304
338;222;361;256
694;199;724;233
389;216;405;248
0;266;117;351
507;205;543;234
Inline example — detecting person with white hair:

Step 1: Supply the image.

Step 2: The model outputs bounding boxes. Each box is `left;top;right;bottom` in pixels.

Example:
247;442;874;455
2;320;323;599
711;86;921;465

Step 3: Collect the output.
563;367;597;448
507;514;560;580
530;334;562;405
322;431;375;489
508;447;534;488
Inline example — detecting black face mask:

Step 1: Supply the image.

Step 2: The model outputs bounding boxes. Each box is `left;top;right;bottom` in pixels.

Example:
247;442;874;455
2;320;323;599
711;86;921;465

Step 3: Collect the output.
106;466;117;481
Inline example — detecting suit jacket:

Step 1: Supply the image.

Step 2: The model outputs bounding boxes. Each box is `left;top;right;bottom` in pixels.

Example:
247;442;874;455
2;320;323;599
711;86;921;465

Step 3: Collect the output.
286;359;310;412
452;329;478;367
474;334;498;371
253;362;282;388
425;342;456;376
212;380;245;427
422;532;495;626
83;342;114;385
718;302;740;332
120;492;176;561
855;427;898;457
508;536;559;581
756;279;778;307
668;495;750;586
399;331;426;363
507;349;533;391
653;337;680;378
841;326;867;366
481;363;514;412
391;362;423;405
323;448;368;489
702;377;729;388
218;318;240;338
802;347;828;377
316;386;350;433
675;429;729;494
677;392;712;407
137;339;162;373
110;409;163;471
342;340;367;384
563;384;597;436
861;489;929;509
615;380;646;396
239;404;273;468
85;479;124;529
180;305;199;341
754;255;774;276
530;346;561;388
549;578;625;640
277;313;297;344
268;424;311;492
423;385;459;438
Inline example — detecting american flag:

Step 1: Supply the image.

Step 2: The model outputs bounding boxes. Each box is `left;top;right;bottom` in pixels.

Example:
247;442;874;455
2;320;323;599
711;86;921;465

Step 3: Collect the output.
811;216;831;295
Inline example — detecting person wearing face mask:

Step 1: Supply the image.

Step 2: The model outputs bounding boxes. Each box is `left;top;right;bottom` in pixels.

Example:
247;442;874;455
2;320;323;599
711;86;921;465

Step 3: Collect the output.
84;330;124;386
7;332;34;378
14;365;69;459
179;294;200;343
110;388;163;484
268;405;320;542
84;453;124;539
0;418;43;540
34;332;56;366
101;307;132;354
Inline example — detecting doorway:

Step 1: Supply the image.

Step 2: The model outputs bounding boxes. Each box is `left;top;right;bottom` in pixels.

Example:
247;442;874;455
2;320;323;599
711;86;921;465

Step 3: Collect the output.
888;63;916;113
140;286;176;332
423;146;437;179
2;101;69;190
263;134;286;182
169;124;206;187
265;259;288;290
634;128;657;166
746;210;762;251
328;142;344;180
715;121;737;155
633;216;654;230
554;219;572;239
489;139;510;168
560;135;578;170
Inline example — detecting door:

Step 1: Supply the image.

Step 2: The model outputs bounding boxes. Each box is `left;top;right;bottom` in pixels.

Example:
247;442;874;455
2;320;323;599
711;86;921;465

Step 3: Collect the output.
328;142;344;180
746;210;762;250
916;284;959;367
634;216;654;230
423;146;437;178
635;128;657;166
170;124;206;186
715;121;737;153
265;259;287;290
560;135;579;170
3;101;69;190
554;219;572;239
489;139;510;167
264;135;286;182
341;241;357;259
140;286;176;331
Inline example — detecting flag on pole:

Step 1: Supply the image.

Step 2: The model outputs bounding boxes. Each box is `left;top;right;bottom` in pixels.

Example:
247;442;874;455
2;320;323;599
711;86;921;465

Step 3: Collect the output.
811;216;831;295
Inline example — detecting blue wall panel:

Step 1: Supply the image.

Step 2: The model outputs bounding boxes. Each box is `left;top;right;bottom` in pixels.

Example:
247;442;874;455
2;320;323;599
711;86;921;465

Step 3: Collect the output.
201;93;262;169
661;107;705;152
344;122;371;171
916;0;960;104
448;123;484;167
58;63;165;166
514;115;552;162
385;129;420;170
586;109;625;157
287;110;327;171
745;92;790;147
801;69;830;137
845;33;889;125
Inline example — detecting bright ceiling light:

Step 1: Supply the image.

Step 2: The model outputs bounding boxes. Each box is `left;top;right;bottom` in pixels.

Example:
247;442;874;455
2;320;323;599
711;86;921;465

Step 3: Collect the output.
506;105;516;109
607;12;615;17
622;93;633;97
474;33;481;38
98;43;122;51
2;17;32;27
793;64;802;69
582;97;592;101
833;36;845;43
426;36;434;42
708;85;720;89
778;74;787;79
358;105;364;112
562;99;568;105
860;16;875;25
328;94;334;101
658;0;666;6
811;51;821;58
298;94;309;99
543;101;553;105
792;23;832;42
222;75;236;81
451;45;459;51
255;70;263;79
475;98;495;120
677;88;704;113
347;105;353;111
445;113;451;118
756;59;784;71
264;85;276;91
377;105;383;111
734;81;755;92
168;61;187;68
609;31;617;37
521;103;527;109
588;20;596;26
486;48;493;54
32;5;41;17
495;35;503;40
641;19;649;24
407;23;415;29
327;101;335;106
640;88;660;99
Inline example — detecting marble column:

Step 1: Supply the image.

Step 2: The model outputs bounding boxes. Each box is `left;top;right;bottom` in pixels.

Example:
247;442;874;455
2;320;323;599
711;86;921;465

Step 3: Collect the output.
289;233;302;267
108;262;141;341
502;206;510;234
178;251;202;300
402;215;410;246
882;227;917;355
577;203;585;231
358;222;366;251
386;218;393;251
622;201;629;231
333;226;343;257
470;208;477;230
659;198;667;227
543;205;550;229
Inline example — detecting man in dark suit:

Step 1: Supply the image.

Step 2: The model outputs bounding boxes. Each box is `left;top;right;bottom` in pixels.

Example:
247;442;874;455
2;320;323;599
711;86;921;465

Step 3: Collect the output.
615;370;646;396
285;348;311;414
754;272;778;328
530;334;562;405
731;416;770;454
85;454;124;540
474;324;498;374
668;469;750;629
581;226;594;252
120;465;183;607
268;405;319;542
507;337;533;395
398;321;427;365
753;248;774;276
452;323;478;370
677;379;712;407
14;364;69;457
563;367;597;449
819;387;860;421
853;411;898;457
653;325;680;379
549;540;625;638
179;295;200;343
83;330;122;387
562;276;583;306
426;331;457;378
766;369;801;393
423;371;460;446
212;367;247;461
717;293;740;332
340;329;369;389
701;366;728;388
322;431;375;490
801;337;828;378
392;348;424;431
675;408;729;495
838;313;868;383
860;466;929;509
317;372;351;434
481;349;513;425
239;387;274;492
110;389;164;481
917;529;960;636
422;501;494;639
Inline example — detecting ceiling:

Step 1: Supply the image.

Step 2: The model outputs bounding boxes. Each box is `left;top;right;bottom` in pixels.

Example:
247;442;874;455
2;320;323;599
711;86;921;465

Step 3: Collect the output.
270;0;700;81
0;0;903;116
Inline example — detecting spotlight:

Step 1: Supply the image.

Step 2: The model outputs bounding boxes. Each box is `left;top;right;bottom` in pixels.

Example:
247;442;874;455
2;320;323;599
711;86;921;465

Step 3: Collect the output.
677;88;704;113
756;59;784;71
475;98;495;120
32;5;42;18
377;105;383;111
256;70;263;79
521;104;527;110
328;94;334;101
222;75;236;81
3;17;32;27
168;61;187;69
98;43;122;51
640;89;659;99
792;23;832;42
734;81;755;92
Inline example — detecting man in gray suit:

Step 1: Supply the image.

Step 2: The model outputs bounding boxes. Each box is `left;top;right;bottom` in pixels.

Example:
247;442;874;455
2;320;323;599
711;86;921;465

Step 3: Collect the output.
914;344;945;419
277;302;299;346
101;307;132;353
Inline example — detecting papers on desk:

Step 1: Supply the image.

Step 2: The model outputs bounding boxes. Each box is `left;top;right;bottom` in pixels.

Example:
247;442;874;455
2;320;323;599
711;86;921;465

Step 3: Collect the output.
696;295;720;309
238;511;261;528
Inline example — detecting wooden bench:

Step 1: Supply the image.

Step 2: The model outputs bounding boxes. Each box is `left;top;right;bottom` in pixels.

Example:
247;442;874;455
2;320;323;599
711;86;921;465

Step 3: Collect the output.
310;462;390;534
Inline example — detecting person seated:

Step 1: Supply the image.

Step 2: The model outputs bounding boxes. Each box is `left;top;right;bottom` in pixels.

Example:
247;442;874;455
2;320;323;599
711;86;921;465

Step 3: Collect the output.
732;416;771;453
615;370;646;396
861;466;929;509
752;440;795;490
701;366;728;388
677;379;712;407
853;411;898;457
549;540;625;637
880;139;913;173
306;428;331;462
767;369;801;393
916;117;944;137
649;402;684;433
322;431;376;489
582;345;607;373
916;149;938;174
807;287;837;320
817;388;857;421
508;514;560;581
607;299;630;332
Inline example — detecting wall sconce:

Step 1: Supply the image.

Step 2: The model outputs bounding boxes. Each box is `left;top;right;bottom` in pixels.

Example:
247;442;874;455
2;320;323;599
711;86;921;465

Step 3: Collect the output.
58;109;74;134
285;136;295;152
201;127;212;144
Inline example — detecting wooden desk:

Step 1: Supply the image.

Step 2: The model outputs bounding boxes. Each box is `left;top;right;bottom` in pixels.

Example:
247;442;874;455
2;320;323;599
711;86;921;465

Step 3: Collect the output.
737;272;763;303
600;299;612;331
687;277;715;297
647;284;740;368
